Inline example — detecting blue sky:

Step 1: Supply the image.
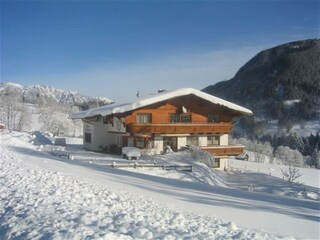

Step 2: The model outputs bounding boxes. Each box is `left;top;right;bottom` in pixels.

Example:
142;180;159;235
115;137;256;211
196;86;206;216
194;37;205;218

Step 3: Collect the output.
1;1;319;103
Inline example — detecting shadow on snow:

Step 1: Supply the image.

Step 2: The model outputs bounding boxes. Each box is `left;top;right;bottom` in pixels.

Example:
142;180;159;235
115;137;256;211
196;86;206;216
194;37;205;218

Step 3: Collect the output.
10;145;320;224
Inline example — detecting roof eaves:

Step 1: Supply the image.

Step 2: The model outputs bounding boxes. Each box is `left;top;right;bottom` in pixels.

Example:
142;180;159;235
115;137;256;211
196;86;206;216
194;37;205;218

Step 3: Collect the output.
70;88;253;119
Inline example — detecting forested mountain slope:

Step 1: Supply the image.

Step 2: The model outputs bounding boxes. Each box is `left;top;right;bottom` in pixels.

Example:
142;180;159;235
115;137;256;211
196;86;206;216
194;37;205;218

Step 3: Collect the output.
203;39;320;121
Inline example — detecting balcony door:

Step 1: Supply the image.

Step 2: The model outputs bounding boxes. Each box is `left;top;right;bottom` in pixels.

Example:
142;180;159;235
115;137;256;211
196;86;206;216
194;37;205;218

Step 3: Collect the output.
163;137;177;152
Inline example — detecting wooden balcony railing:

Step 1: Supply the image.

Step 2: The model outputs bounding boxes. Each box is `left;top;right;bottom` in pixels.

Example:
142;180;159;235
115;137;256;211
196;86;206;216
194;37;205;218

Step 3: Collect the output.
201;145;245;157
126;123;232;134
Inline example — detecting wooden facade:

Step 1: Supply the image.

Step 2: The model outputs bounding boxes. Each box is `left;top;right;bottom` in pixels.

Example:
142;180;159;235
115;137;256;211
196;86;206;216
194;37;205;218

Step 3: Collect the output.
126;123;232;134
123;95;233;126
201;145;245;157
119;95;246;161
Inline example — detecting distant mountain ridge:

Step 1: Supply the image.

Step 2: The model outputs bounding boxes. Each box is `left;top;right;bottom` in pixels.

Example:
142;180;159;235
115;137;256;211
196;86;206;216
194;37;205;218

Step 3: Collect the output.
0;82;113;109
203;39;320;121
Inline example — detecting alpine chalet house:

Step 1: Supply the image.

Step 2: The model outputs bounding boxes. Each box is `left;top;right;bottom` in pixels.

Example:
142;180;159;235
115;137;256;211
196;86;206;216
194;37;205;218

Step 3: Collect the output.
71;88;252;170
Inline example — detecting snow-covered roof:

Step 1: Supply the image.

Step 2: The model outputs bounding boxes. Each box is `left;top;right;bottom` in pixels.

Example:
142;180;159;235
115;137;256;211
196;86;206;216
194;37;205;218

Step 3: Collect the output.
71;88;252;119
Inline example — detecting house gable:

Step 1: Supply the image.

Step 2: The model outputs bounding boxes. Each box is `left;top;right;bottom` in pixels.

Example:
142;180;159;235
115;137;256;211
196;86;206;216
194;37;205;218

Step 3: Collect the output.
70;88;252;120
122;94;238;125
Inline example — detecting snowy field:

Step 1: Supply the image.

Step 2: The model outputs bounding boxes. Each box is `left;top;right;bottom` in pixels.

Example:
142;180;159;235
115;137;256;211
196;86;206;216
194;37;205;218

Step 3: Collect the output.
0;132;319;239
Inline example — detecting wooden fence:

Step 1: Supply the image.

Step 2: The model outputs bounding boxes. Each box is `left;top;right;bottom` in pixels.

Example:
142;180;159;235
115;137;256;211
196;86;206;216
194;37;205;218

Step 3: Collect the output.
108;163;192;172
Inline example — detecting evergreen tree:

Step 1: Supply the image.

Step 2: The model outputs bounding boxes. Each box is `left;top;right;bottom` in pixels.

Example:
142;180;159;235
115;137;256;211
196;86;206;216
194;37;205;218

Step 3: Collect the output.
310;144;320;169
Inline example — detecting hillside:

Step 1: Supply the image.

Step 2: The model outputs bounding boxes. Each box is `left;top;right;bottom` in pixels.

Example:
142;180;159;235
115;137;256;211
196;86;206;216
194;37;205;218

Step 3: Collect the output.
1;132;319;239
203;39;320;120
0;82;113;109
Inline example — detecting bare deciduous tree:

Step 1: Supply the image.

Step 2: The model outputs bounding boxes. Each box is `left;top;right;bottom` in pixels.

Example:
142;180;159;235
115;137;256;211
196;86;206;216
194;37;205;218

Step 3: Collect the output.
281;165;302;186
0;94;30;131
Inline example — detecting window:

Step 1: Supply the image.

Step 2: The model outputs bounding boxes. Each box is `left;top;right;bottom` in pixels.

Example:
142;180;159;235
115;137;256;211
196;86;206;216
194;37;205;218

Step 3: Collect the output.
170;114;191;123
187;136;198;146
180;114;191;123
116;120;122;131
136;138;145;148
163;137;178;152
125;137;146;148
170;114;180;123
84;133;92;144
208;115;220;123
207;136;219;145
137;113;152;124
103;116;108;124
118;136;122;146
212;158;220;168
127;138;134;147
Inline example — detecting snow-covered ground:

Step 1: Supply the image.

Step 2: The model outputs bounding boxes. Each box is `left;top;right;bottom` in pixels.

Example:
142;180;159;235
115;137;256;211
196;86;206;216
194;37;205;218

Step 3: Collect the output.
1;132;319;239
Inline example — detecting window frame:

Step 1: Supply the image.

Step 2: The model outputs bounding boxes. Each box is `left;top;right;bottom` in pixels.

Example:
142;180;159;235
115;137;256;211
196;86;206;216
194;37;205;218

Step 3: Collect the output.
125;136;147;149
136;138;145;148
170;113;191;123
187;136;199;146
180;113;191;123
136;113;152;124
170;114;180;123
84;133;92;144
212;158;220;168
207;135;220;146
127;138;135;147
208;114;220;123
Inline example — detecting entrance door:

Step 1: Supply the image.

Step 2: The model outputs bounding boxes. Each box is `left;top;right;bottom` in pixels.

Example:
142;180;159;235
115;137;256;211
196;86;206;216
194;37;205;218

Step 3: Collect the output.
163;137;177;152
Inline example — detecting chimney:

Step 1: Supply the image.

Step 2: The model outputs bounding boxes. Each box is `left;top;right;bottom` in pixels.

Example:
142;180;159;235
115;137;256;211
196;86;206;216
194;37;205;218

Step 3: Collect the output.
158;89;167;93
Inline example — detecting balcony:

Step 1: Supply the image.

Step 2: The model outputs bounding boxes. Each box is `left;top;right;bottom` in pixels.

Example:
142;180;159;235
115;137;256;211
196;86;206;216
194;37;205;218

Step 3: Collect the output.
201;145;245;157
126;123;232;134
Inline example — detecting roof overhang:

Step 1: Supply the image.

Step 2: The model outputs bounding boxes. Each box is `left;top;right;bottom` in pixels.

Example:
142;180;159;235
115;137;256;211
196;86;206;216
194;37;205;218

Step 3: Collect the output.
70;88;253;120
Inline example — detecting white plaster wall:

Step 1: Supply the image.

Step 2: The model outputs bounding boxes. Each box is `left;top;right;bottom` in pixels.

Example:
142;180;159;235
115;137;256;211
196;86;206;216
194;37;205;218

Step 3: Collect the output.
153;135;163;154
219;158;229;170
198;136;207;147
92;121;109;151
107;116;126;133
220;134;228;146
84;121;118;151
177;137;187;150
103;132;123;146
83;119;127;151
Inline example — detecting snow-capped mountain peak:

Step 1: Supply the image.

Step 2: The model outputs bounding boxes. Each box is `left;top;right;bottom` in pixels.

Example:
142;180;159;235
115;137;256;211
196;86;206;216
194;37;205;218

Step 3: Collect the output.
6;82;24;88
0;82;113;108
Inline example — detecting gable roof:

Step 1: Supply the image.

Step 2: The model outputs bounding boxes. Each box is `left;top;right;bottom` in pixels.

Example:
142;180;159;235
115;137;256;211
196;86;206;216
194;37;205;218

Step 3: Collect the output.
70;88;252;119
